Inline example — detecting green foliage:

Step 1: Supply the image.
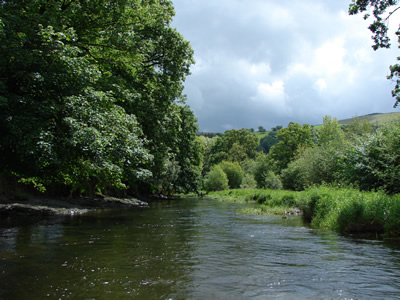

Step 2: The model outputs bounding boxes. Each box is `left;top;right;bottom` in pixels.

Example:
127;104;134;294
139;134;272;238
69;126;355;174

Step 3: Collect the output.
207;129;259;166
240;174;257;189
281;145;343;191
0;0;200;196
218;161;244;189
343;116;375;138
207;188;299;215
253;154;273;188
208;186;400;237
204;165;229;192
257;130;279;153
340;120;400;194
258;126;266;133
268;122;314;172
298;186;400;236
317;115;346;147
280;160;307;191
259;171;282;190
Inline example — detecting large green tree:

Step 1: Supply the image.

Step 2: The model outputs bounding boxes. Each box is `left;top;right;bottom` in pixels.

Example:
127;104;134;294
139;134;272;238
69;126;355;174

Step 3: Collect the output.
0;0;198;195
268;123;314;173
349;0;400;107
207;129;258;167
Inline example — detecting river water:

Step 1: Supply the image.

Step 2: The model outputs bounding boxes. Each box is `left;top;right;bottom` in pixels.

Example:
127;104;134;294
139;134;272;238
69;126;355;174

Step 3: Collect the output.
0;198;399;299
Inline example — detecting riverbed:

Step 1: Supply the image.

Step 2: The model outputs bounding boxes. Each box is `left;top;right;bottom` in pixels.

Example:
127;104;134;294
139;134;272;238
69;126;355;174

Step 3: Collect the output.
0;198;399;299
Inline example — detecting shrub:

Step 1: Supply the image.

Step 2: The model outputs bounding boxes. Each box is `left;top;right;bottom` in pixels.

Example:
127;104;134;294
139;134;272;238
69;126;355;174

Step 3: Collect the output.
281;160;307;191
341;120;400;194
260;171;282;190
218;161;244;189
281;145;342;191
204;165;229;191
240;173;257;189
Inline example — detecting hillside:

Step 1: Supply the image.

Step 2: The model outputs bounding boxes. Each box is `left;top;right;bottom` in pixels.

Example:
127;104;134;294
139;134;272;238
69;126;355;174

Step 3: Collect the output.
336;112;400;126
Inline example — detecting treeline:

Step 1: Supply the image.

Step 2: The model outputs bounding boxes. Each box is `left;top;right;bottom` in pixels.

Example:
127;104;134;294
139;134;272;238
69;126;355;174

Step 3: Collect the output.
2;1;399;200
200;116;400;195
0;1;202;197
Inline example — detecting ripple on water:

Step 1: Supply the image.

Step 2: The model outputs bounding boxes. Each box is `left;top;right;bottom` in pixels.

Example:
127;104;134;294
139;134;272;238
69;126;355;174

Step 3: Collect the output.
0;199;400;299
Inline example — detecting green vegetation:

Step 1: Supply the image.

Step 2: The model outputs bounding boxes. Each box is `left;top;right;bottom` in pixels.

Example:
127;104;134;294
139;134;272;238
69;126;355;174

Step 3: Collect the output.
299;186;400;237
338;113;400;126
207;186;400;237
204;165;229;192
0;0;399;240
199;115;400;237
0;0;201;197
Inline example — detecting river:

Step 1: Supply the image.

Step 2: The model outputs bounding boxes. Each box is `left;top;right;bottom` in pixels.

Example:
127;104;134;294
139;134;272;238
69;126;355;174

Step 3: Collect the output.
0;198;399;299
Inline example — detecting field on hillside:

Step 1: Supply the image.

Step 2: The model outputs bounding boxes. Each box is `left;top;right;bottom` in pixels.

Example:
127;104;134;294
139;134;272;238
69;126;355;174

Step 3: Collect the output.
337;112;400;126
255;131;269;140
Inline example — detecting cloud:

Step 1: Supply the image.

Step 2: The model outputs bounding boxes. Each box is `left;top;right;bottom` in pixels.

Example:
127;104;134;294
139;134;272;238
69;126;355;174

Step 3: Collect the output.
172;0;399;132
251;80;290;115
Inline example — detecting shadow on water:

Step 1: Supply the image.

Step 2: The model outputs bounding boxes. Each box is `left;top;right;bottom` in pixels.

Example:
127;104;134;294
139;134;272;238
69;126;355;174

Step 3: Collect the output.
0;198;400;299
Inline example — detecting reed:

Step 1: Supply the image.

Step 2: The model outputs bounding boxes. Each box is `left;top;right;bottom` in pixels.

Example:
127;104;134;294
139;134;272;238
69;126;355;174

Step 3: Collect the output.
207;186;400;237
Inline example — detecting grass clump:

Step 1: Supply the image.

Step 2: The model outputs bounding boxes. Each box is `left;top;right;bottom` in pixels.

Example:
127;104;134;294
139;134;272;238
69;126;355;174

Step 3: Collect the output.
206;186;400;237
298;186;400;237
207;189;300;216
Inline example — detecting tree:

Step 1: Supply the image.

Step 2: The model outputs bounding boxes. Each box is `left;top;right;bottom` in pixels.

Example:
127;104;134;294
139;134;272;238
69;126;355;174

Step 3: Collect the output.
261;171;282;190
204;165;229;191
218;161;244;189
268;123;314;172
341;120;400;194
281;145;342;190
257;131;279;153
258;126;266;133
317;115;345;147
253;154;273;188
207;129;259;166
0;0;197;196
240;174;257;189
343;116;375;138
349;0;400;107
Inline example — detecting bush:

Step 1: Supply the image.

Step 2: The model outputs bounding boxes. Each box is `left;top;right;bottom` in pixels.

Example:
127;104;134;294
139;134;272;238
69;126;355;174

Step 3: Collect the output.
260;171;282;190
281;161;307;191
240;173;257;189
281;145;342;191
204;165;229;191
218;161;244;189
341;120;400;194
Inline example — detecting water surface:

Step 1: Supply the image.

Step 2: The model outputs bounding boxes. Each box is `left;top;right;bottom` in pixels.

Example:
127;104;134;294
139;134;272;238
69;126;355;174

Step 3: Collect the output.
0;198;399;299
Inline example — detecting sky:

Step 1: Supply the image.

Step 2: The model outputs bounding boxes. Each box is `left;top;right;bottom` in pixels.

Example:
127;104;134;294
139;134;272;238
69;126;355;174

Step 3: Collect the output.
171;0;400;133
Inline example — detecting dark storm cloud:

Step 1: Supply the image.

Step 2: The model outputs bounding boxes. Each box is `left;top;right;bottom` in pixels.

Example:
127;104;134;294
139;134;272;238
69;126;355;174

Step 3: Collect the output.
172;0;399;132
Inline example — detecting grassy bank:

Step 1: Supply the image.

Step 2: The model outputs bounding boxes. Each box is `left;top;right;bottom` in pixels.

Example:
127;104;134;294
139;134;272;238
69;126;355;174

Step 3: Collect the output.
206;186;400;237
207;189;300;215
298;186;400;237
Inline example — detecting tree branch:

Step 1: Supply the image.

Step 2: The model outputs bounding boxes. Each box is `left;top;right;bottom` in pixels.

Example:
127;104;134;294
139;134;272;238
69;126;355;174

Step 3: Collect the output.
385;6;400;22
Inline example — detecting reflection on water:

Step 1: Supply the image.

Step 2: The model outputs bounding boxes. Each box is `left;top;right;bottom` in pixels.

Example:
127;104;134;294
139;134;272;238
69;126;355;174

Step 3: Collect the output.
0;198;399;299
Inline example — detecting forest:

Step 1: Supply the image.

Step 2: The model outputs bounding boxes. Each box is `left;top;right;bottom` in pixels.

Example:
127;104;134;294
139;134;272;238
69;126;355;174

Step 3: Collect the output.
200;116;400;195
0;0;202;197
0;0;400;205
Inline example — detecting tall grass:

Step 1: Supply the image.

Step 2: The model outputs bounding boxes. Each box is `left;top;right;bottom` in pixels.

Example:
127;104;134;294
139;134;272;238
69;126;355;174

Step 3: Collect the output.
207;189;299;215
298;186;400;237
206;186;400;237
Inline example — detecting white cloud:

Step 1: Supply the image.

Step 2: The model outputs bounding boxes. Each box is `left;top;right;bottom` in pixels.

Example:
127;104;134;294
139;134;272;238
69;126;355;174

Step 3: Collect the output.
315;78;327;91
251;80;291;116
257;80;286;101
173;0;399;132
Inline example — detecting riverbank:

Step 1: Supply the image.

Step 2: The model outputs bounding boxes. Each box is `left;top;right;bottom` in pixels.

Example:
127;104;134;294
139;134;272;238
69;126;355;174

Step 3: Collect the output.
207;186;400;238
0;195;148;217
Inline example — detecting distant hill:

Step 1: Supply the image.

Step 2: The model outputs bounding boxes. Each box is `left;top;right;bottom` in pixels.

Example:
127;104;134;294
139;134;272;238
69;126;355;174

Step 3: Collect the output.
336;112;400;126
